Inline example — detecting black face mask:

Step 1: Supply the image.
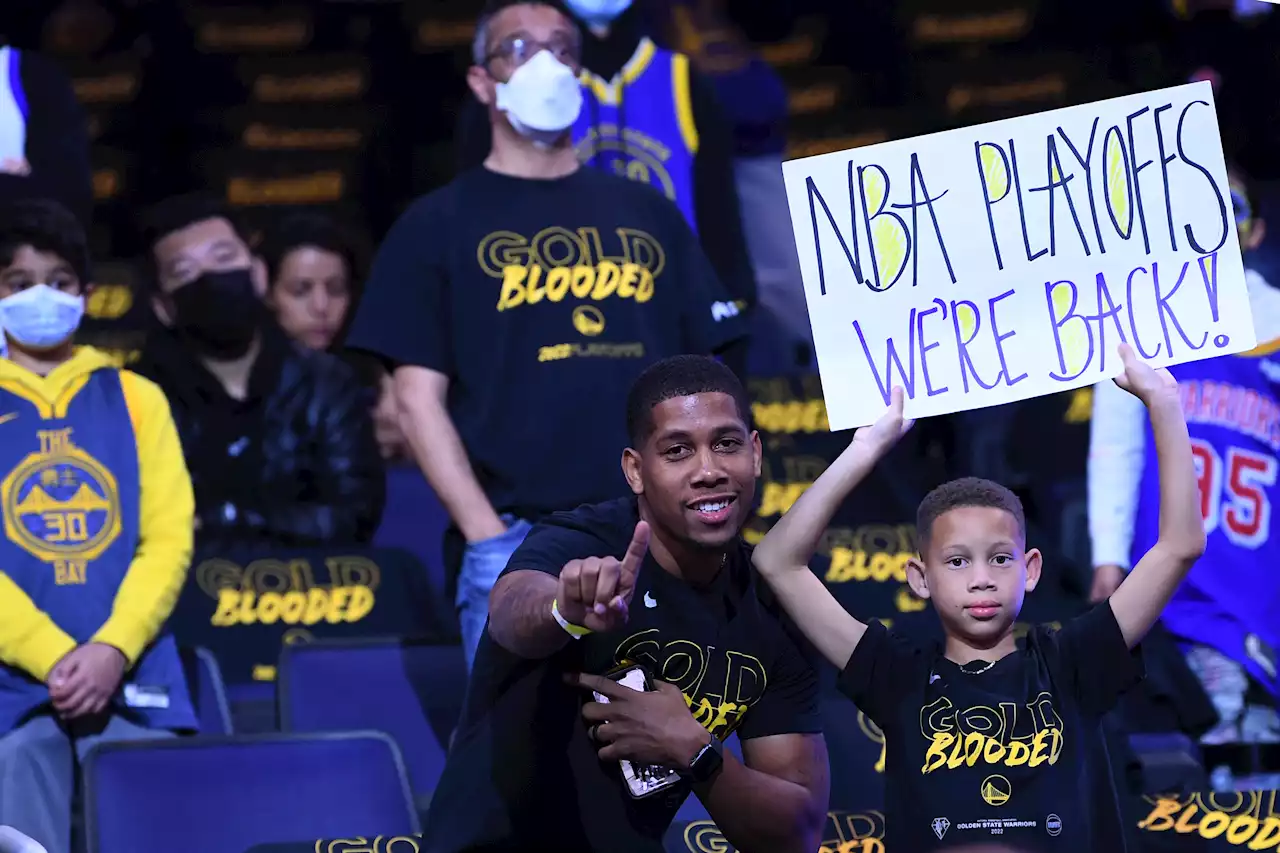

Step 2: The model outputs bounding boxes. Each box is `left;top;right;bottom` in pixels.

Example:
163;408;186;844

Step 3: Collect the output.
169;269;264;360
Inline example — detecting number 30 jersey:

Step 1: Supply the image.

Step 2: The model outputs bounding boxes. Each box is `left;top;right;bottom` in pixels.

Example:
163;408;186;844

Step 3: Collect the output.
1130;326;1280;697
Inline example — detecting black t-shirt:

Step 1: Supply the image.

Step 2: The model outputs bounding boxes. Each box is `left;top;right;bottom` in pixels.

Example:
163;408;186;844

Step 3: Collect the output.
422;498;821;853
839;603;1144;852
344;167;746;518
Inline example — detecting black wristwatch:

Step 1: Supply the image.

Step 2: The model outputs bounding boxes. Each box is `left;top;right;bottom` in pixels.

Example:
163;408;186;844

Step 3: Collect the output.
683;735;724;785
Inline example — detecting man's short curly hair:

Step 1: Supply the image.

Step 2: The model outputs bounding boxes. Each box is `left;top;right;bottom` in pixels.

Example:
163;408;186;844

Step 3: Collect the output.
916;476;1026;553
625;355;750;446
0;199;91;284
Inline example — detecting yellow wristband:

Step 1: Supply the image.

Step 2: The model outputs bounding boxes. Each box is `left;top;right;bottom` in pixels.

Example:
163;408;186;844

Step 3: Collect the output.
551;599;593;639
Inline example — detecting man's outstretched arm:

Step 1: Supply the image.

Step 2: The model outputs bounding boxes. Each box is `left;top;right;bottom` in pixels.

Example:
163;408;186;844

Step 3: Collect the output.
489;522;650;659
488;571;572;659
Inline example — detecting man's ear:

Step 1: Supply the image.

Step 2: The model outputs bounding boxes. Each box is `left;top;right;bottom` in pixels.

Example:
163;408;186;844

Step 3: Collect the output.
622;447;643;496
467;65;496;107
906;557;931;600
750;430;762;479
1023;547;1043;593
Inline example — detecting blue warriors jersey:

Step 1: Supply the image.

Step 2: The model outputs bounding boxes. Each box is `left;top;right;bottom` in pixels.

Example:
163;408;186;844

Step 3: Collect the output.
573;39;700;232
0;349;196;731
1130;343;1280;696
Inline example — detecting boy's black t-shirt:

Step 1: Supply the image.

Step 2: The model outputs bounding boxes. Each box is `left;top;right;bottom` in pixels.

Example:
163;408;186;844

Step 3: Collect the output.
422;498;822;853
344;167;746;518
839;603;1144;852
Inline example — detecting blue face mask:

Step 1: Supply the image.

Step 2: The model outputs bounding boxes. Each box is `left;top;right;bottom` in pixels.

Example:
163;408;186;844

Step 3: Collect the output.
0;284;84;351
563;0;633;29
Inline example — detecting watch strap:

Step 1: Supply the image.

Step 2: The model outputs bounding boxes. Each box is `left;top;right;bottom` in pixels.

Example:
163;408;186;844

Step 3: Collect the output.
685;734;724;784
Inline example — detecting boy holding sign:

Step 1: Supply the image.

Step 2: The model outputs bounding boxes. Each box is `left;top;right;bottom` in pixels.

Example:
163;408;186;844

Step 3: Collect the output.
750;345;1205;851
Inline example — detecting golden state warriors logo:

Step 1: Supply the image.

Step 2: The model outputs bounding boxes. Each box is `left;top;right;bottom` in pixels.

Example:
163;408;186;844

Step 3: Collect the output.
2;429;121;569
572;305;606;337
577;126;679;202
981;774;1012;806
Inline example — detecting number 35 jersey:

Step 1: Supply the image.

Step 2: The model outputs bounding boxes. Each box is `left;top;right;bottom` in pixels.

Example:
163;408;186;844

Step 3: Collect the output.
1130;325;1280;696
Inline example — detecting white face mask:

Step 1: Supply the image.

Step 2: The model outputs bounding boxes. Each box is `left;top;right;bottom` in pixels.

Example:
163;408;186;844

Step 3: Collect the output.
494;49;584;146
0;284;85;351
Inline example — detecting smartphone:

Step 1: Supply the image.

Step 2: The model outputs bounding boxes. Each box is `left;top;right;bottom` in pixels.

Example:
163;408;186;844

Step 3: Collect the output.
593;664;684;798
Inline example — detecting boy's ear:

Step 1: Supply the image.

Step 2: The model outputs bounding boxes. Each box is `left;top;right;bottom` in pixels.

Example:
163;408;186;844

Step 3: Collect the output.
1023;548;1043;593
906;556;930;599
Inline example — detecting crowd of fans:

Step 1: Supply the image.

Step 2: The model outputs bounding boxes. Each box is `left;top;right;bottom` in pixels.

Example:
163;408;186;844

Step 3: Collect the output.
0;0;1278;850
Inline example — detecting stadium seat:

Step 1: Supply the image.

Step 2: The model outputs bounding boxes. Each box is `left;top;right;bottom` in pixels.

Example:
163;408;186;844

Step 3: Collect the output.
180;646;234;735
277;639;467;803
83;732;418;853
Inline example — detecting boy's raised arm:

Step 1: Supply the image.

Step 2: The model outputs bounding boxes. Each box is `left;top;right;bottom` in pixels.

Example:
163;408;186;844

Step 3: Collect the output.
752;388;914;670
1107;344;1206;648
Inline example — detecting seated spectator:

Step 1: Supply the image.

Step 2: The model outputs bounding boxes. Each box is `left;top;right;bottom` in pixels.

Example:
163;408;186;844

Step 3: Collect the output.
132;195;385;548
0;199;196;853
0;20;92;226
260;214;409;461
260;212;359;353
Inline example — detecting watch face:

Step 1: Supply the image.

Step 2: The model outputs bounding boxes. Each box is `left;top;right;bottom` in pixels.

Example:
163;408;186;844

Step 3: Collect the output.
690;740;723;782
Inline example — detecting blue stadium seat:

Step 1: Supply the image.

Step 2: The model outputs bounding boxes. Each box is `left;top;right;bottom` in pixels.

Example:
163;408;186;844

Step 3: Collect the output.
180;646;234;735
83;732;418;853
276;639;467;802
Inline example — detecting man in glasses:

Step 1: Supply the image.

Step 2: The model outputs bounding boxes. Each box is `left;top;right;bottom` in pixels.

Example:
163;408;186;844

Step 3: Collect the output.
1089;164;1280;771
452;0;759;367
345;0;747;671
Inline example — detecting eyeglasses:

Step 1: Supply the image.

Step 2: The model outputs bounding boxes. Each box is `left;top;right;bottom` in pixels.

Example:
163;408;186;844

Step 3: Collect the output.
483;32;580;68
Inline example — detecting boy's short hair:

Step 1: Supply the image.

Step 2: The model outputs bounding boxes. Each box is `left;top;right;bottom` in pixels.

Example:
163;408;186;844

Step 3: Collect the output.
0;198;91;284
916;477;1027;553
625;355;750;446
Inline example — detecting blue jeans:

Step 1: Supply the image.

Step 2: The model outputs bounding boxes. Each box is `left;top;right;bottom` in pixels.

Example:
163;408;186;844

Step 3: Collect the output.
456;517;533;671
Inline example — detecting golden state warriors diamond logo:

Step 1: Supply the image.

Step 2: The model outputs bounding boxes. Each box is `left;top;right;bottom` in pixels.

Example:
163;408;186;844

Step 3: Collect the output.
2;432;121;563
932;817;950;839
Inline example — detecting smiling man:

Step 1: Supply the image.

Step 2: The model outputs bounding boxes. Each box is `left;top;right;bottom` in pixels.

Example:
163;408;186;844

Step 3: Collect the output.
422;355;828;853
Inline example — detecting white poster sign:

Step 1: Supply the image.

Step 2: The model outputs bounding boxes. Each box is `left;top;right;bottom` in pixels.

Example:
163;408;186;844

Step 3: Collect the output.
782;81;1255;430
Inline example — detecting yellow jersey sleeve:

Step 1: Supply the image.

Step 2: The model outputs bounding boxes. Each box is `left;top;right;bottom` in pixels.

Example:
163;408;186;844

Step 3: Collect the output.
0;572;78;680
93;371;195;664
